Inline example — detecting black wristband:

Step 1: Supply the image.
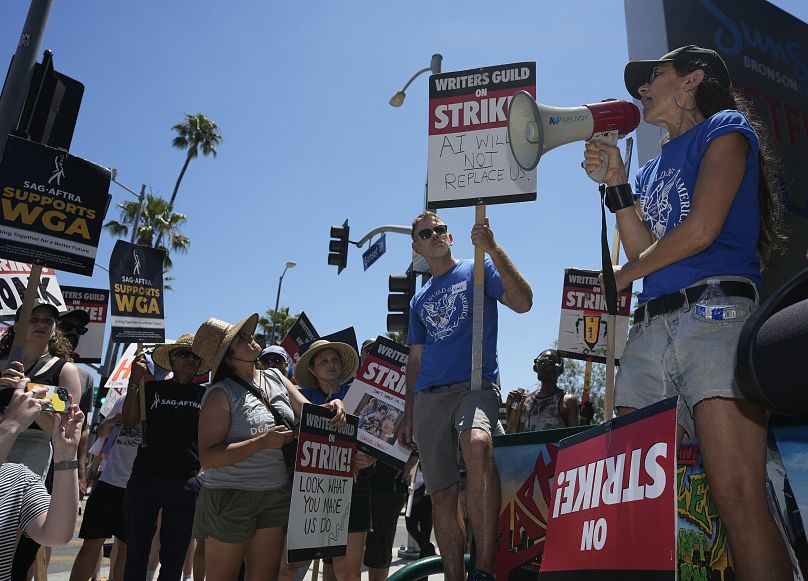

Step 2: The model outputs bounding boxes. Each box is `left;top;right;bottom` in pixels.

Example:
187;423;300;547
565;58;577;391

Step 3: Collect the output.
604;183;635;213
53;459;79;471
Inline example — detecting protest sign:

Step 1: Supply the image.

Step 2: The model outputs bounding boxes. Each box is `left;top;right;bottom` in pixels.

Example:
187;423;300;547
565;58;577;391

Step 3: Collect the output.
676;441;736;580
59;285;108;363
99;341;163;415
304;327;358;358
108;240;165;343
342;336;410;468
280;311;319;365
541;397;677;579
492;426;590;581
0;135;111;275
0;261;64;318
427;62;536;209
287;404;358;562
769;423;808;578
557;268;632;364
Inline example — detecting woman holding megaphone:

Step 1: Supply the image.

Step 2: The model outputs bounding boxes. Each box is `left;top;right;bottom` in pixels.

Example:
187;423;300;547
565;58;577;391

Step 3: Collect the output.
583;45;790;579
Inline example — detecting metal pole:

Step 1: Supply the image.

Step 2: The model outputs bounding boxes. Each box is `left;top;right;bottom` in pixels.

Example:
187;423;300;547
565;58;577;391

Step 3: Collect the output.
269;266;288;345
0;0;54;162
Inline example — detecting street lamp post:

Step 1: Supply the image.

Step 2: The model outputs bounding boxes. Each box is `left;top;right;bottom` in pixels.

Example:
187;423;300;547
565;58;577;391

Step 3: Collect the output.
269;261;297;345
389;54;442;108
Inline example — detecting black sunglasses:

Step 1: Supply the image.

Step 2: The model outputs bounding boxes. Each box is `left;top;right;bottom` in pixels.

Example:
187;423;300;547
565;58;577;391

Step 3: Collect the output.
58;320;88;335
172;350;201;361
416;224;448;240
261;355;286;365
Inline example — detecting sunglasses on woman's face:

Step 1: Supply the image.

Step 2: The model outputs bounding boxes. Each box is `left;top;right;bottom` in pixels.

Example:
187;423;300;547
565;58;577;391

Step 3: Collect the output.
57;320;88;335
416;224;448;240
172;350;201;361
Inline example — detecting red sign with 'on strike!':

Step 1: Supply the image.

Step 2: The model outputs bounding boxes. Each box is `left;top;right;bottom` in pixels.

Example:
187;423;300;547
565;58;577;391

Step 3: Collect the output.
540;397;677;580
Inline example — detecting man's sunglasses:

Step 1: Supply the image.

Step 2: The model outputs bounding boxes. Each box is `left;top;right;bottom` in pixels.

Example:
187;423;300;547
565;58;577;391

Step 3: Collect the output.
57;321;88;335
416;224;448;240
172;350;201;361
261;355;286;365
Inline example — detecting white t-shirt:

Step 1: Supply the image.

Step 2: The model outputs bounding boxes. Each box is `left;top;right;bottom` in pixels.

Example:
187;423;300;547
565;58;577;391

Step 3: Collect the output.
98;398;142;489
0;463;50;579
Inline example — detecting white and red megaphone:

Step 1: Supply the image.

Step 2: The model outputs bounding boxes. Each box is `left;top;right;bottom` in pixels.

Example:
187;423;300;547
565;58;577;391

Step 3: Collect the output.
507;91;640;183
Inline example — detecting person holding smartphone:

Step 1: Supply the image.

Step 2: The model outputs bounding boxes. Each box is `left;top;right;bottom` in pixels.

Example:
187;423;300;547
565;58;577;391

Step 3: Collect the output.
0;387;84;580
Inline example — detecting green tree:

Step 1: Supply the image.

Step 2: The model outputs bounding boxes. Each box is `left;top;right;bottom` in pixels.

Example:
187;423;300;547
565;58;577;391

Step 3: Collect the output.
258;307;299;345
169;113;222;210
385;330;407;345
103;192;190;271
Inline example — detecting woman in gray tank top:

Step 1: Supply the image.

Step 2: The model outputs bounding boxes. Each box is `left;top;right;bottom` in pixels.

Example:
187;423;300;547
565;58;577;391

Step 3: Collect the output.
192;314;346;581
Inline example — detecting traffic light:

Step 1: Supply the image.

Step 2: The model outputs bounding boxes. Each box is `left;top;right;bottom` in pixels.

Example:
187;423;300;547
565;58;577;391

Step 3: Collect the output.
328;219;350;274
387;271;416;333
17;50;84;150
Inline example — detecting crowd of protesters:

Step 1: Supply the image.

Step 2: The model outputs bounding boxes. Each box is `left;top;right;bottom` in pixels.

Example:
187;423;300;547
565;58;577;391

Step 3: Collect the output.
0;43;799;581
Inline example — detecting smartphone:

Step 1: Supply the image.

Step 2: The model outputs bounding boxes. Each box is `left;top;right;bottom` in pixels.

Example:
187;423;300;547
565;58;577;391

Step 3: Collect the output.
24;383;70;413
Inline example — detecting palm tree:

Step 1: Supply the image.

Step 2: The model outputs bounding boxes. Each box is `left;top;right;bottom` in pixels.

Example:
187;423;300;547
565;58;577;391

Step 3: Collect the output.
168;113;222;210
258;307;299;345
104;193;190;271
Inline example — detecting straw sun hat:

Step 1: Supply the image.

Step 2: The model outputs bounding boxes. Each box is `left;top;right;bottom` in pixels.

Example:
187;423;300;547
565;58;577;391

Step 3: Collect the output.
151;333;209;374
293;339;359;388
192;313;259;378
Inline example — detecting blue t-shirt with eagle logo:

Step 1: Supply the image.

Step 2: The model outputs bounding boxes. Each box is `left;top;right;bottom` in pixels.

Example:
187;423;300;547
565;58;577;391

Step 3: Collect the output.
407;258;504;392
634;109;761;304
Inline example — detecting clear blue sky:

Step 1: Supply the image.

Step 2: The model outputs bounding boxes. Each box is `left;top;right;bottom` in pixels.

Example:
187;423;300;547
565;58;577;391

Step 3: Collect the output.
2;1;806;393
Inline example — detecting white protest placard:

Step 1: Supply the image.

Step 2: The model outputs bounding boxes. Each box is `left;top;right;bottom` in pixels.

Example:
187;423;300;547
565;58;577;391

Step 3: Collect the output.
287;404;358;563
341;336;410;469
100;341;163;416
427;62;536;209
0;260;65;318
556;268;633;364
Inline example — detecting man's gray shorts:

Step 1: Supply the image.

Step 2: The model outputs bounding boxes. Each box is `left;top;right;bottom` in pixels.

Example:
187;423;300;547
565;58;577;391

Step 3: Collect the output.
412;380;500;494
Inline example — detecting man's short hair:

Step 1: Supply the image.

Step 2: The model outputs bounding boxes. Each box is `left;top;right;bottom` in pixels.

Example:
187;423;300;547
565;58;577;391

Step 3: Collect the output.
411;210;441;240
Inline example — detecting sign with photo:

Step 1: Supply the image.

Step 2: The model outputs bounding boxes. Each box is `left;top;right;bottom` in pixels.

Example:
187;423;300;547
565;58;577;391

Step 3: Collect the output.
287;404;358;562
108;240;165;343
59;285;108;363
0;135;111;275
541;398;677;579
427;62;536;209
0;260;65;318
557;268;633;364
342;336;410;468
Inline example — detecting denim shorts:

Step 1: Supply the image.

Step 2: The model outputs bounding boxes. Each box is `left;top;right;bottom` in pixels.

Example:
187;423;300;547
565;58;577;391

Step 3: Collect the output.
413;380;500;494
616;276;758;439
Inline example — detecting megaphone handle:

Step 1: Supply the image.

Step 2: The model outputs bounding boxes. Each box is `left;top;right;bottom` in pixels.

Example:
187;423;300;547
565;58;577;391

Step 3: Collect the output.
586;131;619;184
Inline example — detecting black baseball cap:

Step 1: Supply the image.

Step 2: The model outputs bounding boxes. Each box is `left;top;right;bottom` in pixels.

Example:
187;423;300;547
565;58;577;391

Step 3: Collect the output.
624;45;731;99
14;299;60;322
59;308;90;327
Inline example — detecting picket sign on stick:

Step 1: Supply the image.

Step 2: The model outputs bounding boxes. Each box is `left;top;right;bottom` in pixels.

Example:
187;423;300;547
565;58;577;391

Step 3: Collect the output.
604;228;622;418
603;136;633;419
583;356;593;408
136;342;146;424
7;265;44;366
471;204;486;391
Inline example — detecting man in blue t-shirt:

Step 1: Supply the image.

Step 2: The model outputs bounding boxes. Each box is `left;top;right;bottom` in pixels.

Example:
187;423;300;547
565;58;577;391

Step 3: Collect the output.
398;210;532;581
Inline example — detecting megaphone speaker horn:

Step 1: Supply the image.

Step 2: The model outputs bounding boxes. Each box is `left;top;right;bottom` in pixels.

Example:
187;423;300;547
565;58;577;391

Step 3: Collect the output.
507;91;543;171
507;93;640;176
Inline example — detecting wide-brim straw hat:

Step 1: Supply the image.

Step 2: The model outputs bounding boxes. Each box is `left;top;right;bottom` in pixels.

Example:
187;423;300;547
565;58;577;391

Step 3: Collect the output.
293;339;359;388
193;314;259;378
151;333;208;374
